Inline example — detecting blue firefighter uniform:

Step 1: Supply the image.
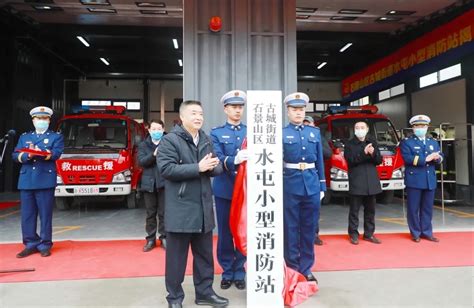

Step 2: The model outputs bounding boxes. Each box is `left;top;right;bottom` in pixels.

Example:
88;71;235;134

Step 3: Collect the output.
400;135;442;239
12;106;64;255
400;114;442;241
210;90;247;286
282;92;326;277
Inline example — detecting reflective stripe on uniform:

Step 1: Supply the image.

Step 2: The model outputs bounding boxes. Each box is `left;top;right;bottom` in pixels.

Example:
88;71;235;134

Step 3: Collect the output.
223;156;229;171
18;152;25;163
413;155;419;166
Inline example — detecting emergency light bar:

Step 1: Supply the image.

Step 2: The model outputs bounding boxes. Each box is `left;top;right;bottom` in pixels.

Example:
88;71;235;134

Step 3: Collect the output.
327;105;378;115
73;105;126;114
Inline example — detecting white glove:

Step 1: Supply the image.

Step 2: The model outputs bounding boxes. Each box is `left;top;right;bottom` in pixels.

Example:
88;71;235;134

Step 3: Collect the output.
234;149;249;164
320;191;325;201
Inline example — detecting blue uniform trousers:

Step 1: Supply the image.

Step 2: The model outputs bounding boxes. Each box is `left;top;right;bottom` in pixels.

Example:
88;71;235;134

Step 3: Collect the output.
215;197;246;280
283;192;320;275
406;187;435;238
20;188;55;252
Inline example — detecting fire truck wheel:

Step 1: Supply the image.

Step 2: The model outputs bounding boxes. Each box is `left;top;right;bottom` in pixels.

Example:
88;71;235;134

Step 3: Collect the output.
321;190;332;205
126;192;138;209
56;197;72;210
378;190;394;204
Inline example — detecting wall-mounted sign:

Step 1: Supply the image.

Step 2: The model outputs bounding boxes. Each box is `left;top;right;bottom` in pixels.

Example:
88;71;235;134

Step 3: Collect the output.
342;9;474;97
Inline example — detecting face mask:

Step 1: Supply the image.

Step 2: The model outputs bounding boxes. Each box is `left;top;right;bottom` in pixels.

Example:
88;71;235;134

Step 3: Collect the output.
354;129;367;139
150;131;163;141
413;127;427;138
33;119;49;131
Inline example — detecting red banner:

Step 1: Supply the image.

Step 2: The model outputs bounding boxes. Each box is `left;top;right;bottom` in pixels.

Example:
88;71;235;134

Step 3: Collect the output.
342;9;474;97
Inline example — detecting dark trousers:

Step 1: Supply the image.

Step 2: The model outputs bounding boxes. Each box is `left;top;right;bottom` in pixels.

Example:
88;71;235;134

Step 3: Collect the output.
283;192;320;276
348;194;376;237
215;197;246;281
406;187;435;238
143;188;165;241
20;188;55;252
315;205;321;235
165;231;215;304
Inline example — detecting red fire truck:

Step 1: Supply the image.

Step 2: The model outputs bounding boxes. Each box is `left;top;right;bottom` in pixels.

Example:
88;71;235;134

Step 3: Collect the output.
54;106;145;210
315;105;405;204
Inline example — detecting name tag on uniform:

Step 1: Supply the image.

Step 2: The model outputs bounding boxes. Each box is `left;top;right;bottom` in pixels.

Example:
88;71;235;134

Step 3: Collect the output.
221;135;230;139
44;139;49;144
286;136;294;139
414;146;420;149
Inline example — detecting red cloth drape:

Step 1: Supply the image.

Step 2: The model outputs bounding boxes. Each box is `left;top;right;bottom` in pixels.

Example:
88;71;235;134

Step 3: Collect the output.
229;138;319;306
230;140;247;256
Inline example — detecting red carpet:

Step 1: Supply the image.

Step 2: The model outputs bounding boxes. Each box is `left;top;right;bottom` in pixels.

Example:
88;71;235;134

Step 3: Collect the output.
0;232;472;283
0;201;19;210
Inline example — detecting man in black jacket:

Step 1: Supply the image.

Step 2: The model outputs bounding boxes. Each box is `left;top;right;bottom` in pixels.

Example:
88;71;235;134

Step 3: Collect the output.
138;119;166;252
344;121;383;245
157;100;228;308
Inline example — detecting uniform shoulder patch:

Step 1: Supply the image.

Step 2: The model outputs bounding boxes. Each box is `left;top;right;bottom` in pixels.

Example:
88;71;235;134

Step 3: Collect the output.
211;125;225;130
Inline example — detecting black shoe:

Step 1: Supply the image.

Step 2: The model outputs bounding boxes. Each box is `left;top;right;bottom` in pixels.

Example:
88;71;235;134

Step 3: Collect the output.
363;235;381;244
220;279;232;289
40;249;51;257
412;237;420;243
160;237;167;250
143;240;156;252
421;235;439;242
350;236;359;245
314;236;323;246
305;273;318;283
195;294;229;306
234;279;246;290
168;303;182;308
16;248;38;258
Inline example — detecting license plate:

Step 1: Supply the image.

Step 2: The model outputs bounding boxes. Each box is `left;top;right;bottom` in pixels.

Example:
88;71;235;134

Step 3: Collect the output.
74;187;100;195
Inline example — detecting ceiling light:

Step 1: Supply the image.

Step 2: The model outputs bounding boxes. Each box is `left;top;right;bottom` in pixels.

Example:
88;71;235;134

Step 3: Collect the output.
376;16;402;22
88;8;116;13
296;15;310;20
386;10;415;16
317;62;327;70
178;59;183;67
296;7;317;13
140;10;167;15
80;0;111;5
100;58;110;66
32;5;62;11
338;9;367;14
25;0;55;3
339;43;353;52
136;2;165;7
172;39;179;49
76;36;90;47
331;16;357;21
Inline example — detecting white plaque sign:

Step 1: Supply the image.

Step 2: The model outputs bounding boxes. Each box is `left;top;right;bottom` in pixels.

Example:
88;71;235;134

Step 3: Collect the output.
246;91;284;307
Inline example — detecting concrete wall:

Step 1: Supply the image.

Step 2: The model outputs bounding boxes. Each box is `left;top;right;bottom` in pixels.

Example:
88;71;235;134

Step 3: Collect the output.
411;78;469;186
298;81;342;101
375;95;409;130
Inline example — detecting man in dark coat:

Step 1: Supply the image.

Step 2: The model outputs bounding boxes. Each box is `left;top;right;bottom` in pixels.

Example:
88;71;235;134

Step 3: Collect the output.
157;100;228;308
138;119;166;252
344;120;383;245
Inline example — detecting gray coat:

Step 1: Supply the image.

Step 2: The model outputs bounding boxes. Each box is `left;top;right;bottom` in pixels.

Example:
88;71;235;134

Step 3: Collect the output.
137;135;165;192
157;125;223;233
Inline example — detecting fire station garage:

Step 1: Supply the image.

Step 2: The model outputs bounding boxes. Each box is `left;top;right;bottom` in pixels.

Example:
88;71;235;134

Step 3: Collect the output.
0;1;473;307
